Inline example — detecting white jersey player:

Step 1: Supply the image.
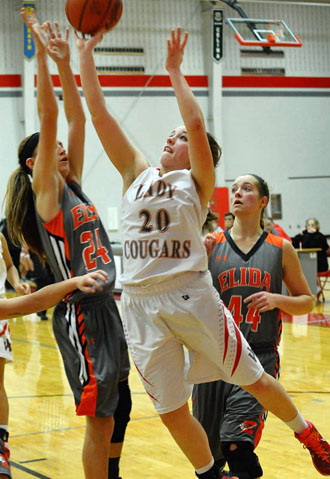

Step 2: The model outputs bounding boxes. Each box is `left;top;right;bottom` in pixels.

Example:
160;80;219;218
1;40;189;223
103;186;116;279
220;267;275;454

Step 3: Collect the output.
77;26;330;479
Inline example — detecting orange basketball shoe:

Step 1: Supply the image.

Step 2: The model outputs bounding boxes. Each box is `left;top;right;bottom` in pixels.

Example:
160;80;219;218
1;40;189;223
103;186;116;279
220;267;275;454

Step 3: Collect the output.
295;421;330;476
0;436;11;478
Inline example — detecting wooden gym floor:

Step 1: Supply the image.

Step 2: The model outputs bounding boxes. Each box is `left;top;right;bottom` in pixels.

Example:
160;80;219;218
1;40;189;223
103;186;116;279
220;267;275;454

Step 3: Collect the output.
5;290;330;478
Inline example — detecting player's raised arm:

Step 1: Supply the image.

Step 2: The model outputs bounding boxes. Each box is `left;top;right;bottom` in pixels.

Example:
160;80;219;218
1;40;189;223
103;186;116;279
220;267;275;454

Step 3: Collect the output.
166;28;215;208
21;8;61;223
46;21;85;183
75;30;148;192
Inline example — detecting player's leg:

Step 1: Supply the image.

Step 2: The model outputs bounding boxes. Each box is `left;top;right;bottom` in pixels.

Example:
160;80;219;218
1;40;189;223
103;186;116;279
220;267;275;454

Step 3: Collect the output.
192;380;227;473
160;403;238;479
108;378;132;479
160;402;213;469
243;371;330;475
53;298;129;479
218;350;279;479
221;442;262;479
83;415;114;479
219;384;265;479
0;358;10;479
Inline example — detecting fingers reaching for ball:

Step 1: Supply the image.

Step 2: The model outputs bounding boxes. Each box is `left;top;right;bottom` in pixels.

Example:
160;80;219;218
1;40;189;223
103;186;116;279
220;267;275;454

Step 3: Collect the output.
74;28;105;51
21;7;50;54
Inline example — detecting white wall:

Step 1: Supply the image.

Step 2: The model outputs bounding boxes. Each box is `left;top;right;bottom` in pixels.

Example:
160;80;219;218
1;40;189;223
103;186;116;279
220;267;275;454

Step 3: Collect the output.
0;0;329;242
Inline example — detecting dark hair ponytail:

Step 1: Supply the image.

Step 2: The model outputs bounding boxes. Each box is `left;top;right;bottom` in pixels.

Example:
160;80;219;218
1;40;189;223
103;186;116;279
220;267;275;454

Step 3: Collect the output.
5;134;45;260
249;174;270;229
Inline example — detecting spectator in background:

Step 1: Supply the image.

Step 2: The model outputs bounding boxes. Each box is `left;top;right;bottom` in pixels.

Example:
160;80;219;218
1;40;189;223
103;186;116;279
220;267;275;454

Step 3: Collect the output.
202;209;223;236
224;212;235;231
264;217;292;243
292;218;329;273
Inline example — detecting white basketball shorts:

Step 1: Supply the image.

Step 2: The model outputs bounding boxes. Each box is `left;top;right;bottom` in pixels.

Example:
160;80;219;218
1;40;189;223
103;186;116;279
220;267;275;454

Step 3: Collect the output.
121;270;263;414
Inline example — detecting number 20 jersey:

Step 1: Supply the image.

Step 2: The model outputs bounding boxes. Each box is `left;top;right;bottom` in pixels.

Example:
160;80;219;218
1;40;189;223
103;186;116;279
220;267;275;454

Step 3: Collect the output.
35;181;116;302
209;231;283;350
120;167;208;285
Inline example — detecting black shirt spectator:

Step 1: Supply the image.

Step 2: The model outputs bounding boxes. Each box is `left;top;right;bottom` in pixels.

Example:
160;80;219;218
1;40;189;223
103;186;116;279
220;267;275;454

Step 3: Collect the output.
292;218;329;273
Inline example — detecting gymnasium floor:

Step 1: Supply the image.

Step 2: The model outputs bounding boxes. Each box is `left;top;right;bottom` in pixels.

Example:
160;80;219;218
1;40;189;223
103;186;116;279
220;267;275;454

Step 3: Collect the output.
6;290;330;478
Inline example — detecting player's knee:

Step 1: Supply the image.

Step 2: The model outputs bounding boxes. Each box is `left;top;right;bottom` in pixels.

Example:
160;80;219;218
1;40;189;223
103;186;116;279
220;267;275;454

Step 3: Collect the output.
221;441;263;479
111;379;132;443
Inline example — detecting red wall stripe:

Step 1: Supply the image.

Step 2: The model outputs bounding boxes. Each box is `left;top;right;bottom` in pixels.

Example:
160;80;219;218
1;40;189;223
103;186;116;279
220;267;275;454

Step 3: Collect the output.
0;74;330;89
222;76;330;89
59;74;208;88
0;75;21;87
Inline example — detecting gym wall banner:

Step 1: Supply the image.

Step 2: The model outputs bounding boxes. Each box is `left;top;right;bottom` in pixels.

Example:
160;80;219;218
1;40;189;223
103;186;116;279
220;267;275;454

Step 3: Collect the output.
22;1;36;60
212;9;223;63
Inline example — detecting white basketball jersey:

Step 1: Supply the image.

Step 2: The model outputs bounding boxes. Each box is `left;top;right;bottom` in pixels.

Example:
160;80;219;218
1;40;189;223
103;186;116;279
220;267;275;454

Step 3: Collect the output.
120;167;208;285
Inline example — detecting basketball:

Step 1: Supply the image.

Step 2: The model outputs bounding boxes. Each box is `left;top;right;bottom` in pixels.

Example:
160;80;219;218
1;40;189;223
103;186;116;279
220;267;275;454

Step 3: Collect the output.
267;33;276;43
65;0;123;35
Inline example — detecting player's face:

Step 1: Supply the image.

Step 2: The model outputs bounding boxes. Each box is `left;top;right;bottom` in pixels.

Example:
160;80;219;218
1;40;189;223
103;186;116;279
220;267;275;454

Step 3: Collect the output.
56;141;70;178
231;175;266;216
160;126;190;172
224;215;234;230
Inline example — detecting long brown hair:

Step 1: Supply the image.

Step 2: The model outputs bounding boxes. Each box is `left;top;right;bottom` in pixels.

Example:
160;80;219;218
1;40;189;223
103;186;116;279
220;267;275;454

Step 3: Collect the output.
5;134;45;260
249;174;270;229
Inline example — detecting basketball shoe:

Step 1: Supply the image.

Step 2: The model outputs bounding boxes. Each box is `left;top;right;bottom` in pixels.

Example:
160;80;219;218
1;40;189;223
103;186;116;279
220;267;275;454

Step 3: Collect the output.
195;463;238;479
0;436;11;478
295;421;330;475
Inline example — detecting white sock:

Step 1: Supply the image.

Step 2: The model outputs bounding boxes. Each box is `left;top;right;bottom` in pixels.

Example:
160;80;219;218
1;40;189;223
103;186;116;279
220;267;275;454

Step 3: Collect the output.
285;411;309;434
195;458;214;475
0;425;8;432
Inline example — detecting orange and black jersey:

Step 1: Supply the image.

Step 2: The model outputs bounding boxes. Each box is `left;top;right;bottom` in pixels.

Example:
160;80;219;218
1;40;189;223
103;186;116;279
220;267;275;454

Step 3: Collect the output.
35;181;116;302
209;231;283;351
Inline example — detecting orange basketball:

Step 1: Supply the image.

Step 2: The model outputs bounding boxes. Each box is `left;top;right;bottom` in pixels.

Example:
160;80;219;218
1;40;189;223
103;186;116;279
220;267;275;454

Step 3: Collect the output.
65;0;123;35
267;33;276;43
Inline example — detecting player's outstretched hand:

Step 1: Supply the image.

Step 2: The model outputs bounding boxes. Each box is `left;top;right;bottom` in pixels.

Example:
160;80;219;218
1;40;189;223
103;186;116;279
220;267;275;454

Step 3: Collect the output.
166;27;188;72
76;270;109;293
21;8;50;55
46;21;70;64
74;29;105;54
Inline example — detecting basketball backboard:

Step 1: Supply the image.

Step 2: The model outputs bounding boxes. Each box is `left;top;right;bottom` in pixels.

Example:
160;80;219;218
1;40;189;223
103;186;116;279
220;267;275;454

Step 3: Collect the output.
226;18;302;47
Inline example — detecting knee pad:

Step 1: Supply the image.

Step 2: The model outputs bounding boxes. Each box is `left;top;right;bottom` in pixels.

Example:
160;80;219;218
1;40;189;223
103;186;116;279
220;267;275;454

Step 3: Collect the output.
221;441;263;479
111;379;132;443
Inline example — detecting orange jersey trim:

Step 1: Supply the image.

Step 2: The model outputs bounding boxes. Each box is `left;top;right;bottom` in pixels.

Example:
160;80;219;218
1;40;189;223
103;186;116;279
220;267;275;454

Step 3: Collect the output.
265;232;283;249
75;306;98;416
213;232;227;244
43;209;71;266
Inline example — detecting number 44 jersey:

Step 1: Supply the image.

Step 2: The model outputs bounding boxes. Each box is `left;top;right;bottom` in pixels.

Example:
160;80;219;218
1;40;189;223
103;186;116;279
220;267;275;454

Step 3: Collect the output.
209;230;284;351
35;181;116;301
120;167;208;285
